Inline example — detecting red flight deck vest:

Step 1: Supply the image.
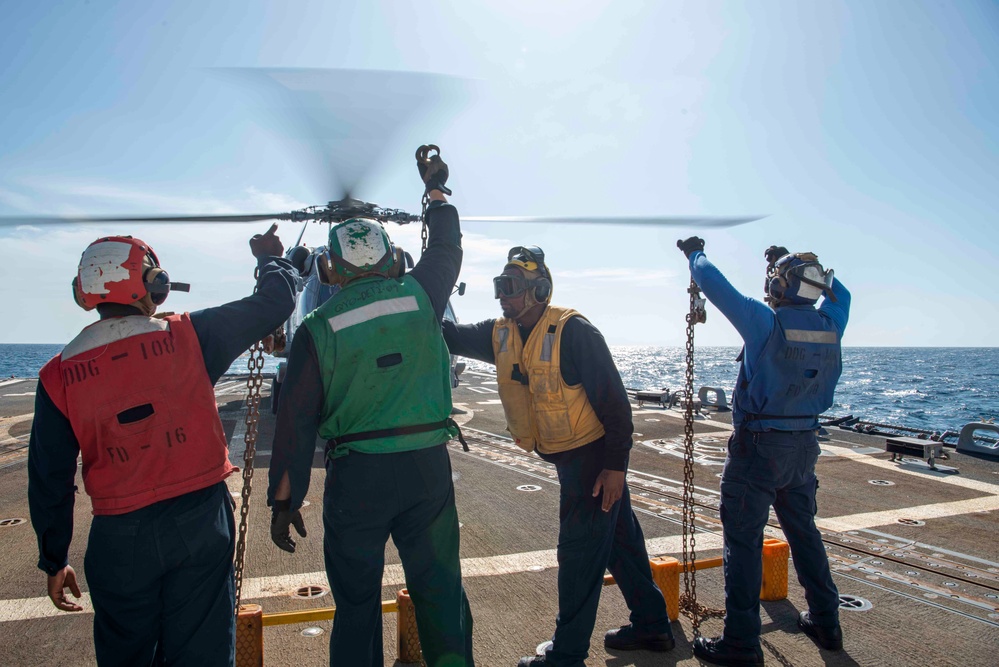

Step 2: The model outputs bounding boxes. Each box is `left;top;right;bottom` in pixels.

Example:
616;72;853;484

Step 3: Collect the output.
39;314;235;515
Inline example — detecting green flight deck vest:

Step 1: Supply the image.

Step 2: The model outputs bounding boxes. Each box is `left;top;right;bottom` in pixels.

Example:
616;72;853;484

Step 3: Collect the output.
304;275;457;459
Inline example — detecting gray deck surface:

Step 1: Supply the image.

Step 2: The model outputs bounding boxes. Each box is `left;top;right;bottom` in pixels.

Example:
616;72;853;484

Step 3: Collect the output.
1;371;997;666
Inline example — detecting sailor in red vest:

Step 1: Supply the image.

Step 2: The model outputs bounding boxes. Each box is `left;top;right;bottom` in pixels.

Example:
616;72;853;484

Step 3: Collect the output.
28;226;296;666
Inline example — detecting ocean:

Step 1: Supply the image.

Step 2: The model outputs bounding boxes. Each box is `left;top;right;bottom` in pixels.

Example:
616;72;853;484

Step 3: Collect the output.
2;344;995;435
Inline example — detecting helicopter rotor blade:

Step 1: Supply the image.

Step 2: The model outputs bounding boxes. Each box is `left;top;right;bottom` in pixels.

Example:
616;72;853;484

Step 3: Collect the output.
0;212;300;227
461;215;766;228
218;68;472;203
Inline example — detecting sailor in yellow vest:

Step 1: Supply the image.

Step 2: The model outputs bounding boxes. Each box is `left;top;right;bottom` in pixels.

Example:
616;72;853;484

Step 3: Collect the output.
443;246;673;667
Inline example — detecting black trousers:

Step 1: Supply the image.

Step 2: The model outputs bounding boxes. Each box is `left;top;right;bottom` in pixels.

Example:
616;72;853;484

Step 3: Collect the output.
538;440;671;667
85;482;236;667
323;443;474;667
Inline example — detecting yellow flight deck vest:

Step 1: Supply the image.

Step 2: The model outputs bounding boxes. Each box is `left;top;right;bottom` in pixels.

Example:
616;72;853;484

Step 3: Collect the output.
492;306;606;454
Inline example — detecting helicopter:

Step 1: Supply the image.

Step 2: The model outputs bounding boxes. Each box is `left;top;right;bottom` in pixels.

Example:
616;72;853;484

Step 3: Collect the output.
0;69;763;407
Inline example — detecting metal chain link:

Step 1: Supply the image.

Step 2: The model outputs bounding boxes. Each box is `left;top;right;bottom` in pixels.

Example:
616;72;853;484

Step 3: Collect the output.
234;341;264;610
233;266;267;612
678;278;724;637
420;191;430;254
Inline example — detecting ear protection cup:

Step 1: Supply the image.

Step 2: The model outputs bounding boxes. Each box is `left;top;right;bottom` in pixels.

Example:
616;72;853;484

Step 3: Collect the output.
316;252;341;286
389;246;406;279
71;277;95;311
142;266;170;305
533;277;552;302
767;275;786;302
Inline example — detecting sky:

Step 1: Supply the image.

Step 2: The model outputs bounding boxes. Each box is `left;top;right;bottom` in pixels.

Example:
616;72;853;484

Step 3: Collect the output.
1;0;997;347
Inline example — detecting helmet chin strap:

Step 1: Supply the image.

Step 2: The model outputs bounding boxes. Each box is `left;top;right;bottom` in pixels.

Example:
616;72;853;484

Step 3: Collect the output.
135;294;157;317
513;292;546;322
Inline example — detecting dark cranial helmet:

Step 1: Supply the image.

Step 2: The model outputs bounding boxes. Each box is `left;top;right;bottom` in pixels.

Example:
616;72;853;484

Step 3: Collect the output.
493;245;553;304
766;252;835;306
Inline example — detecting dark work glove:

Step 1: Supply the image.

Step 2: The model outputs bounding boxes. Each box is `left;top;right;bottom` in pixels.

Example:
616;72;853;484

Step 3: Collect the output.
415;144;452;196
764;245;789;265
677;236;705;259
250;223;284;259
270;499;307;553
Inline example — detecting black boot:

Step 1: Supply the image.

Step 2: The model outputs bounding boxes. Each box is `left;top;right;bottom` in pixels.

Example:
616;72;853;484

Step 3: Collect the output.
604;624;675;652
798;611;843;650
692;636;764;666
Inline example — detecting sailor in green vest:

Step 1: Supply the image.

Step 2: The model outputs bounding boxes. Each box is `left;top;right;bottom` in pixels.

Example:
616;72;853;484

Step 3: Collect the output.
443;246;673;667
267;149;473;667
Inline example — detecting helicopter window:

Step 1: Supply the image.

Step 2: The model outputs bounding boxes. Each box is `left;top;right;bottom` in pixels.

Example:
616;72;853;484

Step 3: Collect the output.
444;301;457;323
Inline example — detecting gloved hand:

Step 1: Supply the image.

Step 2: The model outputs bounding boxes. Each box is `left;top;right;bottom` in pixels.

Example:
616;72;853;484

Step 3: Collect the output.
250;223;284;259
415;144;452;196
270;499;307;553
764;245;789;265
677;236;705;259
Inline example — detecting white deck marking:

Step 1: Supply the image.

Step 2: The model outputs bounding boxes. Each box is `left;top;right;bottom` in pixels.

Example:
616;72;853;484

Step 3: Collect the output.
0;534;724;622
0;594;95;622
0;379;27;388
816;495;999;533
819;441;999;495
2;393;35;397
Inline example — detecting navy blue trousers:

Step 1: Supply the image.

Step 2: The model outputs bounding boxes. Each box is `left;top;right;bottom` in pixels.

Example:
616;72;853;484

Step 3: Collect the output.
719;429;840;648
539;440;670;667
84;482;236;666
323;444;473;667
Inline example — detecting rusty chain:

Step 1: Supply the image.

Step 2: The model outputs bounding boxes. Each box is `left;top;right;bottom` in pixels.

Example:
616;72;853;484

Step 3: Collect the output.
679;278;723;636
234;341;264;610
233;265;267;612
420;191;430;254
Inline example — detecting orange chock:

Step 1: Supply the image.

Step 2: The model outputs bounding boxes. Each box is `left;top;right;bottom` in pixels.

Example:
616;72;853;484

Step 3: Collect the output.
760;538;790;601
235;603;264;667
397;589;423;664
650;556;681;621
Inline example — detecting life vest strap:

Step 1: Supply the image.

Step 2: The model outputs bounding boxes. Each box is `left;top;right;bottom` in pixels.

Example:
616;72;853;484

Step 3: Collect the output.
744;413;817;422
326;418;469;454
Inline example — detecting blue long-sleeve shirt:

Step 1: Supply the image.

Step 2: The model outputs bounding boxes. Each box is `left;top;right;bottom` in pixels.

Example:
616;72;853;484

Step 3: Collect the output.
28;255;297;575
688;250;851;417
266;201;462;511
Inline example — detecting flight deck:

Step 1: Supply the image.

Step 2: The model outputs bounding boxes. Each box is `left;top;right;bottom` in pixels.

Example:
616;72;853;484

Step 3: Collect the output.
1;371;997;666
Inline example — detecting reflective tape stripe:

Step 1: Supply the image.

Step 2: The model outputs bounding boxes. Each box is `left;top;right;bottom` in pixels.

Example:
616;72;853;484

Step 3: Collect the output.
785;329;838;344
63;317;170;359
540;333;555;362
496;327;509;353
327;296;419;333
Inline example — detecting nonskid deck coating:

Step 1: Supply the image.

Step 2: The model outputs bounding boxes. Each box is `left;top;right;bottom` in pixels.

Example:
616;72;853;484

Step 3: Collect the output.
0;371;997;666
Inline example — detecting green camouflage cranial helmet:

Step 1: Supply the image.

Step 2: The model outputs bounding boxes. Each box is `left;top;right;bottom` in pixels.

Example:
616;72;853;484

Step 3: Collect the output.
326;218;397;281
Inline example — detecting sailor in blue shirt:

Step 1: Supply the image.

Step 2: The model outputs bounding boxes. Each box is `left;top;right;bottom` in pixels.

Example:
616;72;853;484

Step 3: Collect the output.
677;237;851;666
